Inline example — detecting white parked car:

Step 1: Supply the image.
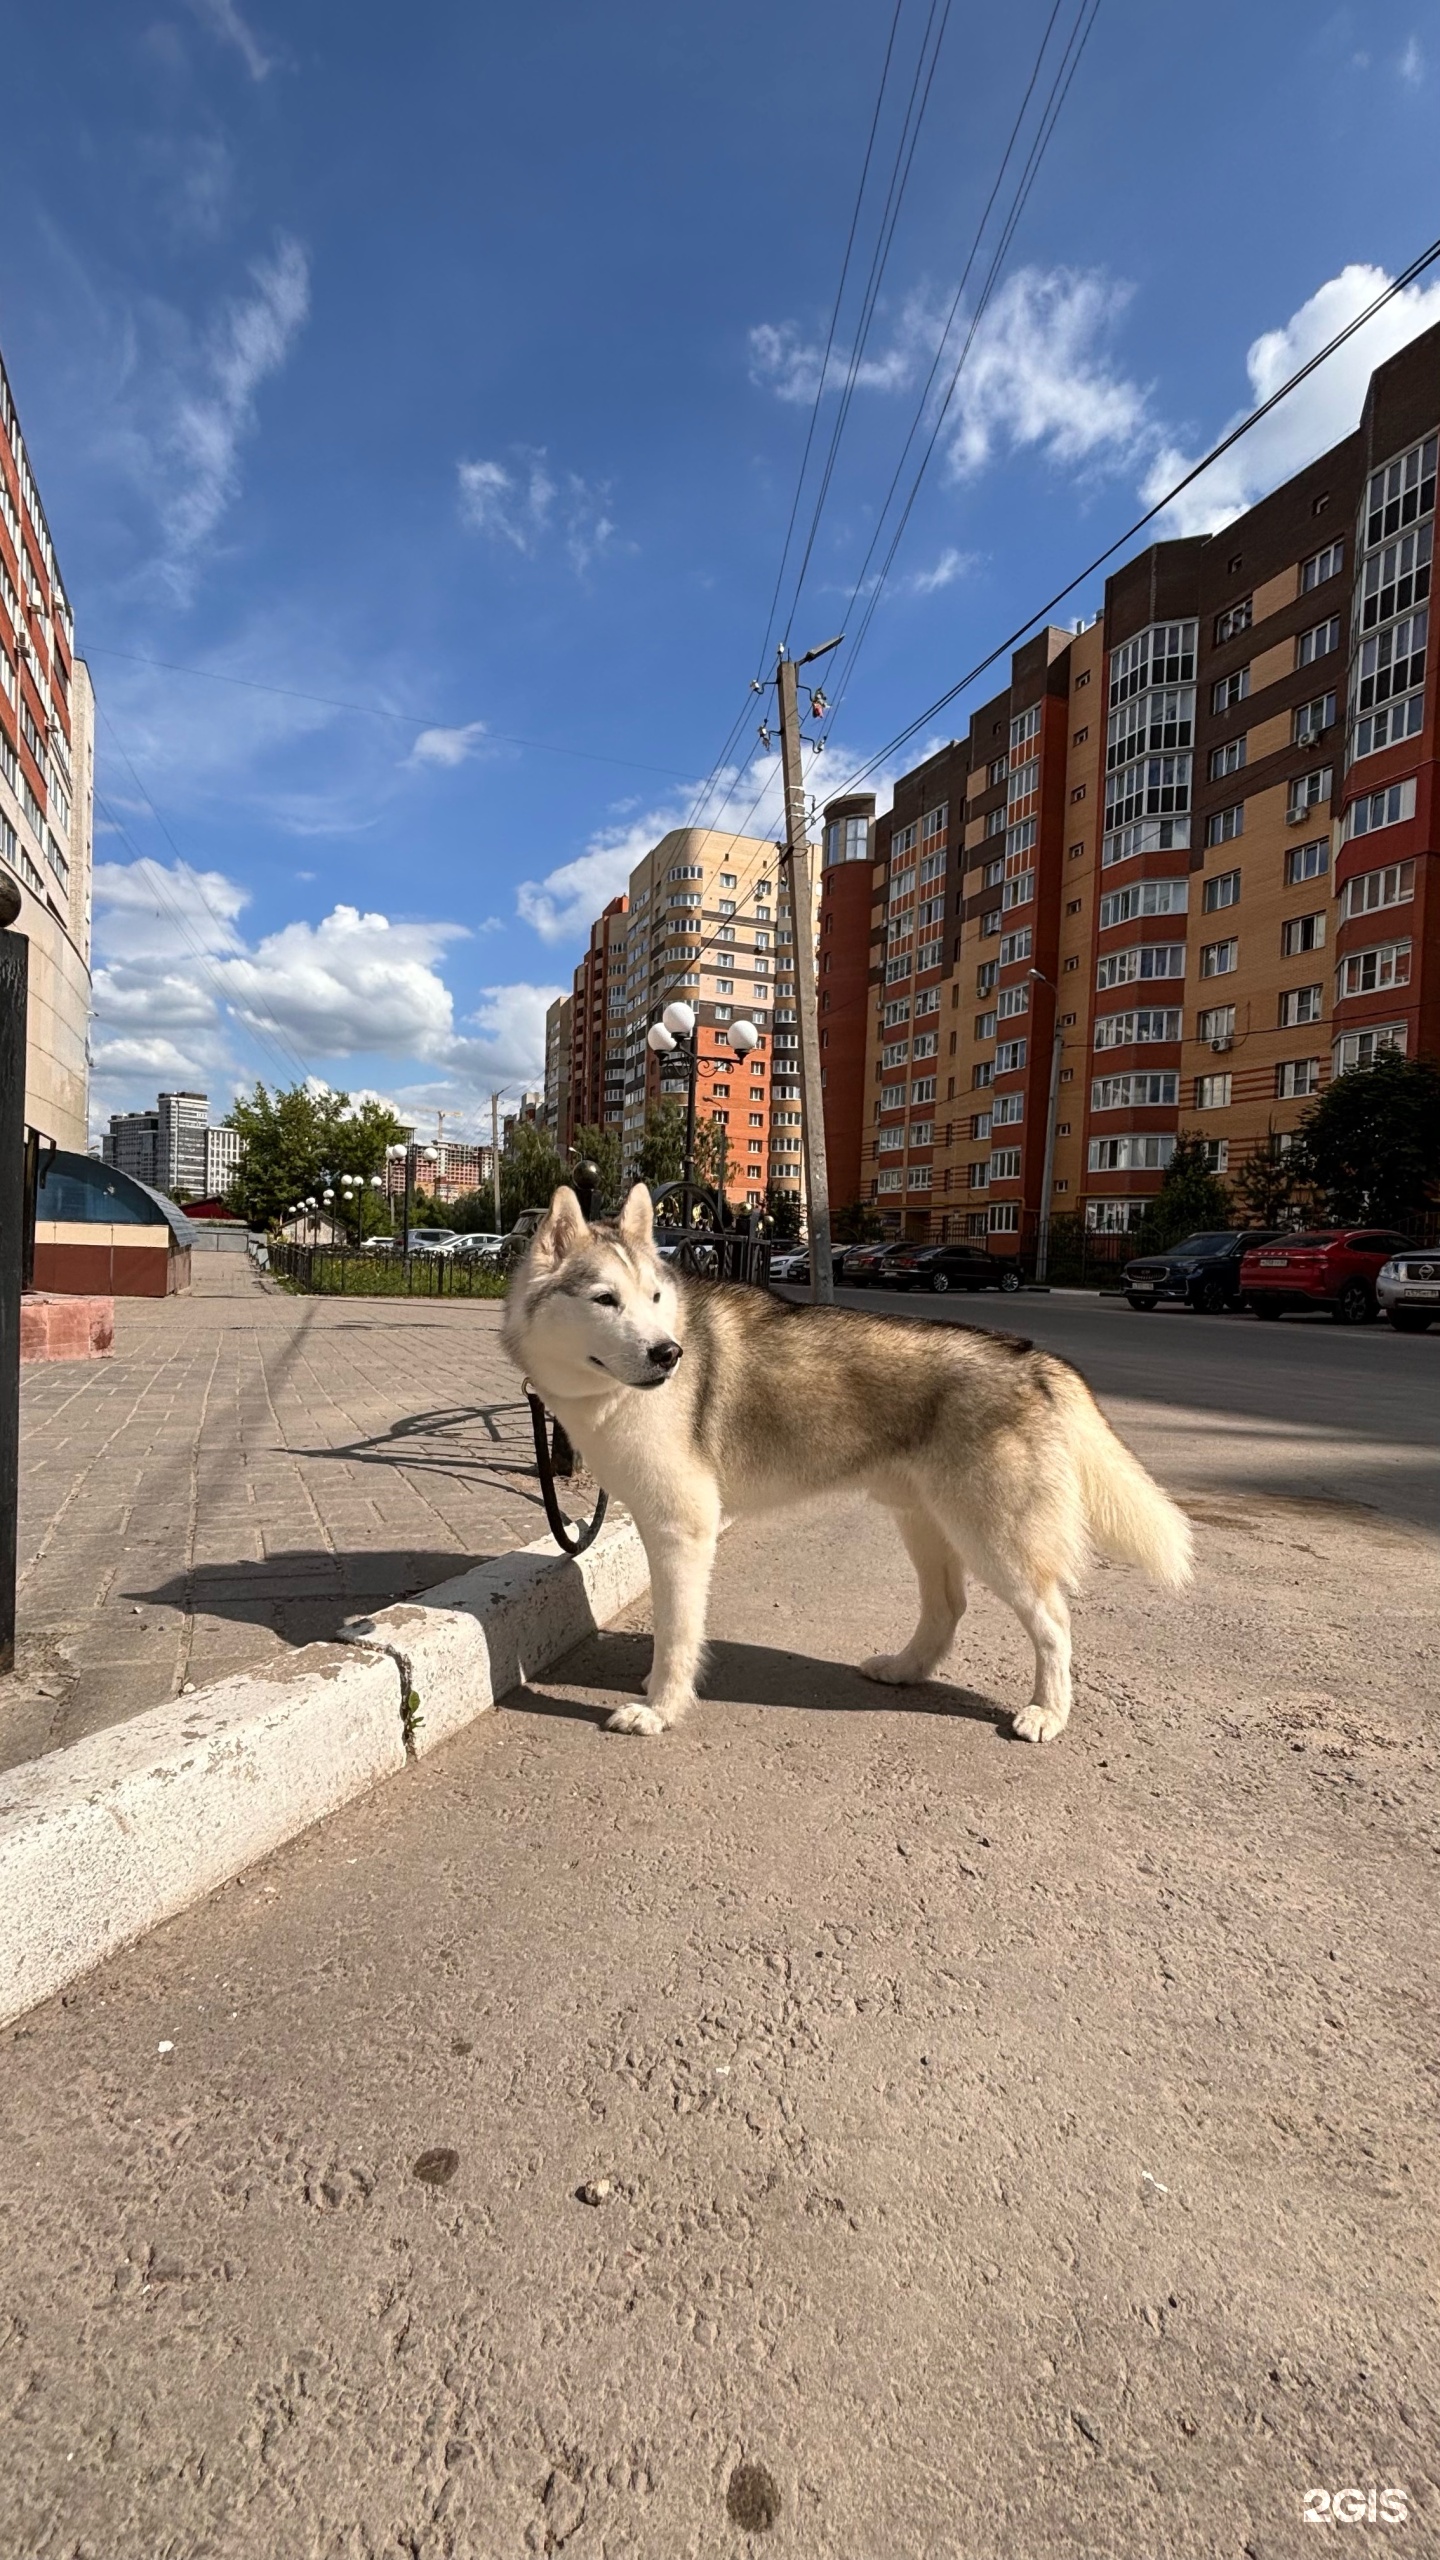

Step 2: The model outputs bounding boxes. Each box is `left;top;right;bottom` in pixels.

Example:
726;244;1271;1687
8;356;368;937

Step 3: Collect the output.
405;1227;454;1255
447;1231;505;1259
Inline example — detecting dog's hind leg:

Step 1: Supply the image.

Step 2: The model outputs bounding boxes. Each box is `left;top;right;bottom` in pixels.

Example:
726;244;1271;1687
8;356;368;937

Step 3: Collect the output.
608;1486;721;1737
975;1552;1072;1744
859;1502;966;1687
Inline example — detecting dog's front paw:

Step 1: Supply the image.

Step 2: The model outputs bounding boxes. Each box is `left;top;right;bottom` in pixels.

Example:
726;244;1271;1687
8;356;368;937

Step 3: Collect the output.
606;1701;669;1737
859;1651;925;1687
1012;1700;1068;1744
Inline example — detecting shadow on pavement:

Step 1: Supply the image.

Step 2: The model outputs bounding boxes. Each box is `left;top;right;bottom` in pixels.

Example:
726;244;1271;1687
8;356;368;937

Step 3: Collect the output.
515;1627;1011;1733
128;1549;489;1647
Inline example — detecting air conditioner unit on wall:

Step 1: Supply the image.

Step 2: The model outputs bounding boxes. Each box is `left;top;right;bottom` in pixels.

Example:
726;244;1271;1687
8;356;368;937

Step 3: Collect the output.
1211;1037;1233;1053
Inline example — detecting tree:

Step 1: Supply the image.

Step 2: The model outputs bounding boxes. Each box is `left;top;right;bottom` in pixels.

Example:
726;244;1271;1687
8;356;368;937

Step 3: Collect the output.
498;1119;568;1229
1290;1051;1440;1227
765;1178;802;1239
635;1102;685;1188
225;1082;408;1230
569;1124;623;1214
1133;1134;1233;1255
1231;1129;1308;1229
832;1199;885;1243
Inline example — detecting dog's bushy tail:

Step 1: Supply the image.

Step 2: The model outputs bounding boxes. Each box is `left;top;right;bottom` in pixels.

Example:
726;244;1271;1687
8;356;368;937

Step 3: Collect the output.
1051;1366;1193;1586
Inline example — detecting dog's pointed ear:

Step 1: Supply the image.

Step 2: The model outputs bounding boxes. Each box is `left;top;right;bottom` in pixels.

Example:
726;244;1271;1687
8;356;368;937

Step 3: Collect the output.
617;1182;655;1251
530;1186;589;1267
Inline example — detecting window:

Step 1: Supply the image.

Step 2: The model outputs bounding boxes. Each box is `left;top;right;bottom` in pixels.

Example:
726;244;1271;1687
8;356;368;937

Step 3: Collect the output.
1279;984;1324;1026
969;1160;990;1189
823;814;871;867
989;1202;1020;1233
1341;859;1414;919
1214;598;1252;643
1352;611;1428;757
1212;667;1250;713
918;848;946;887
995;1039;1028;1071
1009;705;1041;751
1095;942;1185;989
1197;1004;1235;1042
1345;778;1416;838
1333;1023;1407;1073
985;806;1006;839
667;863;703;881
1202;869;1241;912
988;756;1008;787
1337;940;1411;998
976;960;997;995
973;1060;994;1089
1091;1071;1178;1109
999;926;1032;966
912;1075;937;1104
916;894;944;928
882;1039;909;1068
981;908;1001;938
1206;805;1244;846
974;1010;996;1040
996;984;1029;1019
1296;617;1340;666
982;854;1005;887
1200;940;1237;977
1300;540;1344;592
1281;912;1325;955
1287;768;1332;820
1286;838;1329;884
1066;897;1082;915
1357;521;1431;634
1073;725;1089;745
972;1111;992;1140
876;1124;904;1151
1002;870;1035;910
890;822;917;861
1364;433;1436;548
1293;692;1336;743
913;1030;938;1058
882;997;910;1027
921;803;948;849
1088;1134;1177;1172
907;1166;932;1191
885;954;912;984
1194;1073;1231;1109
989;1148;1022;1180
993;1090;1024;1125
1276;1059;1321;1097
909;1120;934;1147
1086;1199;1137;1234
1209;738;1246;779
1093;1007;1183;1048
881;1083;906;1111
1099;878;1188;928
877;1168;904;1192
1198;1138;1230;1173
1070;784;1087;804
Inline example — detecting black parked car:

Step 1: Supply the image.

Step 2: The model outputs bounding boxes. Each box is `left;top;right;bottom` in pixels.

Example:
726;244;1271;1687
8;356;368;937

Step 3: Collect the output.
878;1241;1024;1296
1122;1228;1284;1314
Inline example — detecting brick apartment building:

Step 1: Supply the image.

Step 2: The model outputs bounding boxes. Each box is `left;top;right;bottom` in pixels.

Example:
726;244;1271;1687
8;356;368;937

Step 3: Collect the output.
543;992;574;1152
569;896;628;1141
817;792;876;1209
843;320;1440;1248
1;347;95;1152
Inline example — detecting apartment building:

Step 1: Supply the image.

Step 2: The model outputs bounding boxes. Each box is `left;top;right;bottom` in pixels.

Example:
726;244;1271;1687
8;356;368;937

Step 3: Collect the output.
615;825;801;1208
103;1089;211;1197
570;896;628;1139
856;319;1440;1247
0;347;95;1151
543;992;574;1152
818;792;876;1210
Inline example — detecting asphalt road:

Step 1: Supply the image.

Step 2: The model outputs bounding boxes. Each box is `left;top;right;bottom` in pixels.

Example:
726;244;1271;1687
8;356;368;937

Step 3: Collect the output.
775;1282;1440;1527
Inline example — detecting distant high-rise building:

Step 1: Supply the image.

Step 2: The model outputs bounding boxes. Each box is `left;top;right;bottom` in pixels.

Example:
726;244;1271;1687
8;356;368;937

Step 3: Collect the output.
570;897;629;1140
1;344;95;1149
101;1090;231;1199
544;992;574;1152
157;1090;208;1197
204;1124;244;1196
102;1109;160;1189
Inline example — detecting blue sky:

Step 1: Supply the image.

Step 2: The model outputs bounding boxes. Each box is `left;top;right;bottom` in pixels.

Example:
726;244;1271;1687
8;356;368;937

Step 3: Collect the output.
3;0;1439;1138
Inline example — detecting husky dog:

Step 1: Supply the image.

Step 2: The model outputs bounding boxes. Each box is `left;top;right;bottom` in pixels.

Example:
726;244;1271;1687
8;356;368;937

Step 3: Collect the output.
503;1185;1192;1743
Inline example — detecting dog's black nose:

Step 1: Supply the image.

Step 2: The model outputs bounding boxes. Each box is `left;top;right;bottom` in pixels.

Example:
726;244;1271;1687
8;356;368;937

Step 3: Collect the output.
648;1337;682;1375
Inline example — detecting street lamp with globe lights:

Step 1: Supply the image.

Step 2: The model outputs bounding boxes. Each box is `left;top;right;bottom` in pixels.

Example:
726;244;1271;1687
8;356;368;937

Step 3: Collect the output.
646;1002;760;1219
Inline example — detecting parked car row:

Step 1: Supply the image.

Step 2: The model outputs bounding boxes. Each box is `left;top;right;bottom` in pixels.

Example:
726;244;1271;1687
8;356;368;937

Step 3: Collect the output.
1124;1228;1436;1329
770;1239;1024;1295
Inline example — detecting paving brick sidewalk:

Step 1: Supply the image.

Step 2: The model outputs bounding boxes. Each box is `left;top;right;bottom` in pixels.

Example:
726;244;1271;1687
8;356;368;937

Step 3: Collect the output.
7;1260;546;1774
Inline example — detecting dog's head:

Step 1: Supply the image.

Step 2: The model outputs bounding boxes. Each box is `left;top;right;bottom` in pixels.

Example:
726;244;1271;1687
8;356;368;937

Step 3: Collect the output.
504;1183;684;1398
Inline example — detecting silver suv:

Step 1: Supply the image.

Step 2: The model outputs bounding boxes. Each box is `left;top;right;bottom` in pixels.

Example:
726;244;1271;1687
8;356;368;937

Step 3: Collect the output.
1377;1248;1440;1333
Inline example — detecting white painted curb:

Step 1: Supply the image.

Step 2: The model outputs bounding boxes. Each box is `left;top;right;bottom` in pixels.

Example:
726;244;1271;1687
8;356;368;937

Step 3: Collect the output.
0;1514;649;2028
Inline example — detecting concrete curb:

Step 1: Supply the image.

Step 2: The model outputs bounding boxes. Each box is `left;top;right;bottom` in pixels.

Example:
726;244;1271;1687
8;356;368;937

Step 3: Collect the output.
0;1513;649;2028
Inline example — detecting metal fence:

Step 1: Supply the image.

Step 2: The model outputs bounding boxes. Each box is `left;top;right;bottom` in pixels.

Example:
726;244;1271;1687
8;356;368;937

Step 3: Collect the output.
265;1242;509;1298
660;1230;773;1287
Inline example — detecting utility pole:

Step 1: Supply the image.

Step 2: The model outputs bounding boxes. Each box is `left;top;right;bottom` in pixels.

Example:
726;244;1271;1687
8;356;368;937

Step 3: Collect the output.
491;1091;502;1233
0;875;27;1675
776;642;840;1305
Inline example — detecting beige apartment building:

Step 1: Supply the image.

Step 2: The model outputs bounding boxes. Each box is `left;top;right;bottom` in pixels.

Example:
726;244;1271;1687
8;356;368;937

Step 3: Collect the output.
1;350;94;1151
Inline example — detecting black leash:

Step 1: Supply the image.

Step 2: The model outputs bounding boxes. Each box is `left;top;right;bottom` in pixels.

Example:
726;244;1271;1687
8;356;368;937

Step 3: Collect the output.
524;1385;609;1556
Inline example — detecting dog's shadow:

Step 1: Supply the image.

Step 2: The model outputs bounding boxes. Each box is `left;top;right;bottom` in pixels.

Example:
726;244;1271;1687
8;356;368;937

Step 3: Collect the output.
513;1628;1012;1734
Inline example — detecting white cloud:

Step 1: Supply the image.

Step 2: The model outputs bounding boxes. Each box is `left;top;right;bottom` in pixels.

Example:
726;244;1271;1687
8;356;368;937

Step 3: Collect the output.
446;983;567;1091
1141;262;1440;535
746;298;934;404
185;0;274;80
901;545;975;596
160;236;309;578
457;448;615;573
1398;34;1424;85
938;269;1147;479
407;720;489;769
213;906;466;1055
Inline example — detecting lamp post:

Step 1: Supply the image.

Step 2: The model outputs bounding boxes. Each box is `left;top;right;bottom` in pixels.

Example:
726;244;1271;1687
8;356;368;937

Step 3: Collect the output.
646;1002;760;1219
1029;968;1064;1285
0;869;26;1673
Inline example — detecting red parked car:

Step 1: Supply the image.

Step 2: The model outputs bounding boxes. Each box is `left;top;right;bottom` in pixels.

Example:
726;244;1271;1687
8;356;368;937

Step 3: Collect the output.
1240;1228;1415;1325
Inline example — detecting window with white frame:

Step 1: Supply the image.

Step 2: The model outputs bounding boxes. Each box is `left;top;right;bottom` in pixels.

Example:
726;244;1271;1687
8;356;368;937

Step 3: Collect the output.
1300;539;1345;592
975;1009;997;1040
1281;912;1325;955
1286;837;1329;884
1279;983;1324;1026
1099;877;1188;928
1002;870;1035;910
972;1110;992;1140
1214;598;1251;643
882;997;910;1027
995;1039;1027;1071
1093;1007;1183;1047
1009;704;1041;752
1091;1071;1179;1109
996;984;1029;1019
1341;859;1414;919
1202;869;1240;911
877;1125;904;1152
993;1090;1024;1124
1194;1072;1231;1109
1337;939;1411;998
1088;1133;1177;1172
918;848;945;886
912;1075;937;1103
915;986;941;1016
1211;667;1249;712
1296;616;1341;666
1345;778;1416;839
881;1083;906;1110
1198;1138;1230;1173
878;1168;904;1192
969;1159;990;1188
999;927;1032;966
1096;942;1185;989
1102;816;1192;867
989;1147;1021;1180
909;1121;934;1147
1357;522;1431;632
1209;738;1246;779
1287;768;1332;819
1085;1199;1135;1233
908;1166;932;1189
1276;1058;1321;1097
1293;692;1336;742
913;1030;938;1058
973;1060;994;1087
1333;1023;1407;1073
1206;805;1244;846
920;803;948;849
1363;432;1436;548
1351;611;1427;757
1200;939;1238;976
1006;817;1037;862
989;1202;1020;1233
1197;1003;1235;1041
882;1038;909;1067
890;821;917;861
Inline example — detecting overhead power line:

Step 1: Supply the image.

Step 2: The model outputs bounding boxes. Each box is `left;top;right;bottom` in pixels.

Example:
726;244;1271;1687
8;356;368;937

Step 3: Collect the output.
830;230;1440;798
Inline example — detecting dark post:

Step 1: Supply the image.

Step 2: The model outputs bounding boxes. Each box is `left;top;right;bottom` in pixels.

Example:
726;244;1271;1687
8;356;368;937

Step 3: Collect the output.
682;1032;698;1209
403;1144;415;1259
572;1158;598;1221
0;878;29;1676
